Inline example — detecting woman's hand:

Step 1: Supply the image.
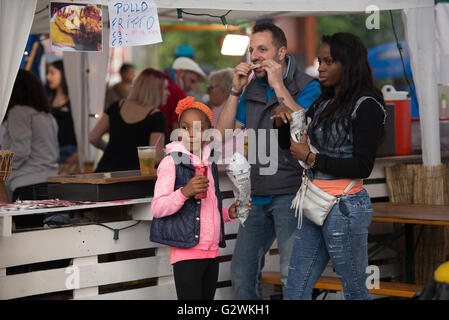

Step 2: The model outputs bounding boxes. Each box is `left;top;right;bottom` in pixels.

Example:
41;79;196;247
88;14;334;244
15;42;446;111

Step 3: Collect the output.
270;104;293;127
228;198;252;219
181;175;209;198
59;152;80;174
290;132;311;161
89;114;110;151
64;151;79;165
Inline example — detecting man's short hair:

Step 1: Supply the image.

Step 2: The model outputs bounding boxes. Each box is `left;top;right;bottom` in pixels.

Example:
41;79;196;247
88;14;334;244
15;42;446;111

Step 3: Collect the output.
252;22;287;50
119;63;135;75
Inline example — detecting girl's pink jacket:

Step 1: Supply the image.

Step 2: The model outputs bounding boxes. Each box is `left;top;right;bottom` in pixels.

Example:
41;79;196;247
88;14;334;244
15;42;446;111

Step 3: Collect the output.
151;141;233;264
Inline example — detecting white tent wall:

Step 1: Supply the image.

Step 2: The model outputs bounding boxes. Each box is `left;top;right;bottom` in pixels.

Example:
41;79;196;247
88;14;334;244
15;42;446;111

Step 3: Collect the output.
402;7;441;166
84;33;110;168
0;0;37;125
62;53;84;167
63;26;109;169
436;2;449;85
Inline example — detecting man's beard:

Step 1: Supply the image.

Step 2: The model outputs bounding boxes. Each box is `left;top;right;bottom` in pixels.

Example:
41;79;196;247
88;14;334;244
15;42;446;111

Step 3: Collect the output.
256;72;268;82
254;54;282;81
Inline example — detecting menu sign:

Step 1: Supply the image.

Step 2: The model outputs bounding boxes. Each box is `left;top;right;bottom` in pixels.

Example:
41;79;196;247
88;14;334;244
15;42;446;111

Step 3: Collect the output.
108;0;162;47
50;2;103;52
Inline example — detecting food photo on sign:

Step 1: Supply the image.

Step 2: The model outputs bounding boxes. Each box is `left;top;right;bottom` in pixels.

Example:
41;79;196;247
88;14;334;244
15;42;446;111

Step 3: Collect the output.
50;2;103;52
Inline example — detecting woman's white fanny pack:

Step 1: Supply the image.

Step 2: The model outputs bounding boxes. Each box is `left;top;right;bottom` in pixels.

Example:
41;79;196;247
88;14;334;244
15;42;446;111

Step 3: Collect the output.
291;171;357;228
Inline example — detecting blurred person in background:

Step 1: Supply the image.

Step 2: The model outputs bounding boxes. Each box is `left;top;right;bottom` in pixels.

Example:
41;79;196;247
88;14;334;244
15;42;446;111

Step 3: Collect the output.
3;69;59;227
164;44;196;81
161;47;206;139
171;57;207;101
89;68;168;173
159;79;186;144
46;60;78;174
207;68;233;127
207;68;245;162
105;63;136;111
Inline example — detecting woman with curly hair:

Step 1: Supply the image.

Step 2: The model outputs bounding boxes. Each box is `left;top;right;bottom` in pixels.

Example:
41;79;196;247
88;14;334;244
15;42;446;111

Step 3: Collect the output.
284;33;386;300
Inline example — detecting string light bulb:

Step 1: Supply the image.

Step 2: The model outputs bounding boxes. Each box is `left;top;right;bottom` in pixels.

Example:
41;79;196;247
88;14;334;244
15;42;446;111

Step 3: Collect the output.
220;15;228;29
177;8;183;21
175;9;231;28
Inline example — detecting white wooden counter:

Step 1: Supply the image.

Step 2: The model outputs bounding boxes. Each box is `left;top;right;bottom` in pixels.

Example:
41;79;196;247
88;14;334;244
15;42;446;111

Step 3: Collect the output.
0;198;153;237
0;172;251;300
0;159;402;300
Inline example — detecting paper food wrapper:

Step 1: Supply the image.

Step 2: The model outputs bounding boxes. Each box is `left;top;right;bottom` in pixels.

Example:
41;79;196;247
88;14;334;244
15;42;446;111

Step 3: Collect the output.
226;152;251;225
290;109;318;169
290;109;307;143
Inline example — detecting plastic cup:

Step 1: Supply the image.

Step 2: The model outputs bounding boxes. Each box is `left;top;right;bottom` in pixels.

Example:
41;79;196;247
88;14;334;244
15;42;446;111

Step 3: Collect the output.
137;146;156;176
194;164;208;199
83;159;95;173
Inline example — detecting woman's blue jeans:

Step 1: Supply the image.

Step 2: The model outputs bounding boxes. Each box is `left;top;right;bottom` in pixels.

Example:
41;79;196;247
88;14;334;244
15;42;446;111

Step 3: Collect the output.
285;189;373;300
231;194;297;300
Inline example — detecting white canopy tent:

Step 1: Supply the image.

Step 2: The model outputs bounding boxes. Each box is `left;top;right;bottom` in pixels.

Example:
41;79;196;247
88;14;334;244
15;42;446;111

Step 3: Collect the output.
0;0;440;168
30;0;433;32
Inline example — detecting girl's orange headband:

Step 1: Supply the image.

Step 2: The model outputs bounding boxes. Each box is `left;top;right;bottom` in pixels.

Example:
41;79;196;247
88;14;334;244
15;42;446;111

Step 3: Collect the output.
175;96;213;126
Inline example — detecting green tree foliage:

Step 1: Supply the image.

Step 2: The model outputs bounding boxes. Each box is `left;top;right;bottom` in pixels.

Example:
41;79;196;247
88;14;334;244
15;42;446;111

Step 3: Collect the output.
157;30;243;71
317;10;405;50
317;10;407;88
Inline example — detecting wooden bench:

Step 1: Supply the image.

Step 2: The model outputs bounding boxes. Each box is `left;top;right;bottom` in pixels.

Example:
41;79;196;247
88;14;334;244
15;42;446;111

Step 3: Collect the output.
261;271;424;298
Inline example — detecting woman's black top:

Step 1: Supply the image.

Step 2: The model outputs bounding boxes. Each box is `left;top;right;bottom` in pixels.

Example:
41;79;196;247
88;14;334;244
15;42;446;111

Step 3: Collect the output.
51;101;77;147
278;96;385;179
95;100;166;173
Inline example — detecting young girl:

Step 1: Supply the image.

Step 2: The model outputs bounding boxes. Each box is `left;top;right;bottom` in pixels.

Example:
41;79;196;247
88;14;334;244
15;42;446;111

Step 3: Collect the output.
284;33;386;300
150;96;249;300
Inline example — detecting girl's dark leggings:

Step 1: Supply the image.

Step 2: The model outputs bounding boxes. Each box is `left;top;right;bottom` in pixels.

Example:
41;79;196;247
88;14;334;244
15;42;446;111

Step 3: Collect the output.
173;257;219;300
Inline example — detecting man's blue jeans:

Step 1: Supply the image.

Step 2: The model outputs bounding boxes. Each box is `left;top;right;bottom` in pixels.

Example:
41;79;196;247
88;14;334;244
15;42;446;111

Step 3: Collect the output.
231;194;297;300
285;189;373;300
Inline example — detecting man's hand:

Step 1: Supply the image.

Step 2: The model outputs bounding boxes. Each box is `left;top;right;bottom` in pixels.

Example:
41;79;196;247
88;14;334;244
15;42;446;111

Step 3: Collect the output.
270;104;293;127
232;62;251;92
261;59;283;90
181;175;209;198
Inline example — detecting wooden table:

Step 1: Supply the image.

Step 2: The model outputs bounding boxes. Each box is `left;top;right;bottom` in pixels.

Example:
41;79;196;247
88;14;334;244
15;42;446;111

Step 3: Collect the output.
371;202;449;284
372;203;449;226
375;152;449;163
46;170;156;184
46;170;156;201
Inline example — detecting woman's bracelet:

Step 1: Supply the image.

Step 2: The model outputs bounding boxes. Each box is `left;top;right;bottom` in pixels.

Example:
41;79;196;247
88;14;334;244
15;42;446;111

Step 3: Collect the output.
304;151;313;164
